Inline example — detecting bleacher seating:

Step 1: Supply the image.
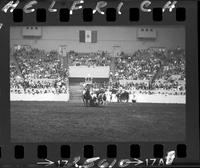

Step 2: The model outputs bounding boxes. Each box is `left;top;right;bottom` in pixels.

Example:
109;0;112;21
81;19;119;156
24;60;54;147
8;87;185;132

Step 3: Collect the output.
10;47;185;96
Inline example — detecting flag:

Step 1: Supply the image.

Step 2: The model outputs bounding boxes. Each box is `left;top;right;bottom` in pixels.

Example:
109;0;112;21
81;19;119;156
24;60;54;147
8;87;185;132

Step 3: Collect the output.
85;30;91;42
79;30;97;43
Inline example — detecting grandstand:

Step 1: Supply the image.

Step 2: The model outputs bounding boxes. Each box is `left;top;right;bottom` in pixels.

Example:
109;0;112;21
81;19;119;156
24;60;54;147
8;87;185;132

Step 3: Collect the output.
10;47;185;103
10;26;185;103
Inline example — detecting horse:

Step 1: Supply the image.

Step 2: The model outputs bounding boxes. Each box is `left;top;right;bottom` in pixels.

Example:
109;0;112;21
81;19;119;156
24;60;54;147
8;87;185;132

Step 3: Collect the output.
89;90;107;107
96;92;106;105
82;89;91;106
90;93;99;106
82;88;107;107
116;90;129;103
82;89;99;107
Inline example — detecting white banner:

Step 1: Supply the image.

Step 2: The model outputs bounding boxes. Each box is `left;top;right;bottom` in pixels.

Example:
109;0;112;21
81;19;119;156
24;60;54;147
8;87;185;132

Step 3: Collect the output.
85;30;92;43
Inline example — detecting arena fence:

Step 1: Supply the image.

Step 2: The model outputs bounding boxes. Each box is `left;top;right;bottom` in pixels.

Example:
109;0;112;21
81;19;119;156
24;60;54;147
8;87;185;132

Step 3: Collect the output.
10;92;185;104
10;93;70;101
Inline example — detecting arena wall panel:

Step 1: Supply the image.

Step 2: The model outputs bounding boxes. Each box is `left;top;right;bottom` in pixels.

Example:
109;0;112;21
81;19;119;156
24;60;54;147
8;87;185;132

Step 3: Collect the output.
10;93;69;101
69;66;110;78
10;26;185;53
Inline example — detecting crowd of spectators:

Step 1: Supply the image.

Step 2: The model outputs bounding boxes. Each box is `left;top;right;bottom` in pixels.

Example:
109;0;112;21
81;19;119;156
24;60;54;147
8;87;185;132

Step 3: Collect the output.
10;79;68;94
113;49;161;80
69;50;111;67
109;81;185;95
10;46;185;96
10;48;68;95
111;47;185;94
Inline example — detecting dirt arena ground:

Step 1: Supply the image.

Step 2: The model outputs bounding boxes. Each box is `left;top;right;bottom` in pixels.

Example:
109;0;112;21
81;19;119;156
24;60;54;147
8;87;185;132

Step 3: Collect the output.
11;101;185;142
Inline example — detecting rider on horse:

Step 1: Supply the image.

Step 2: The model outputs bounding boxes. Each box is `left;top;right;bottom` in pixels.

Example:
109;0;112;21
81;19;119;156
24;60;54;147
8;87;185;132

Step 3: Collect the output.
82;87;91;106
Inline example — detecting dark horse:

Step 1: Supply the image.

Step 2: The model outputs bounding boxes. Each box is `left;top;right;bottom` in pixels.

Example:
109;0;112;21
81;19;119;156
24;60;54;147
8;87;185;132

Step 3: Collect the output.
116;91;129;103
82;89;91;106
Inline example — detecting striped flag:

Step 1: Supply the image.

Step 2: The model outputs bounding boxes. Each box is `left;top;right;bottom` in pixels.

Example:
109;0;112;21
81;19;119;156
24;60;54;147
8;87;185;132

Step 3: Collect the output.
79;30;97;43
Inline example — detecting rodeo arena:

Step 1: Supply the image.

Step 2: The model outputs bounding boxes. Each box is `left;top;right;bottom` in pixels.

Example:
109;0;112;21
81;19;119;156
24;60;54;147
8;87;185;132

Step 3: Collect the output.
10;26;186;142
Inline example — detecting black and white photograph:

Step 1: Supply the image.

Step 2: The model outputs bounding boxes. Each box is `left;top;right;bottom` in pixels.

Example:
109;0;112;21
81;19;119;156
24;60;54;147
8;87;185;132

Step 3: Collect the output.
10;26;185;142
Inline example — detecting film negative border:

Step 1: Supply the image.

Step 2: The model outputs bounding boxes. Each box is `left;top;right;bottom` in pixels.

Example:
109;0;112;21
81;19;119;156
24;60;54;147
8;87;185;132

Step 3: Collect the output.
0;0;187;28
0;144;187;158
0;0;199;167
0;144;187;164
11;7;186;23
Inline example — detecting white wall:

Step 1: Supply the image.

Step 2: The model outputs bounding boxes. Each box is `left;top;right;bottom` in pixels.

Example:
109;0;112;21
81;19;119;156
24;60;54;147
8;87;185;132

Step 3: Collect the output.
10;93;185;104
69;66;110;78
10;26;185;53
10;93;69;101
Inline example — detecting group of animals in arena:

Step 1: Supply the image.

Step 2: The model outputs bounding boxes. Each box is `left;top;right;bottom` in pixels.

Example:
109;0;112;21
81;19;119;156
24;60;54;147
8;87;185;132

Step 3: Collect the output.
82;88;107;107
82;84;134;107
